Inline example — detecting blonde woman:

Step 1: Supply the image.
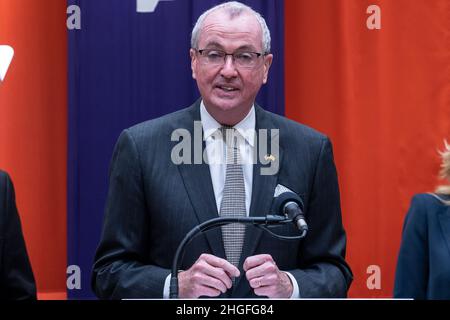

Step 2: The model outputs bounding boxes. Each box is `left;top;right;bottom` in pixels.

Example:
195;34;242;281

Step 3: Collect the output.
394;141;450;299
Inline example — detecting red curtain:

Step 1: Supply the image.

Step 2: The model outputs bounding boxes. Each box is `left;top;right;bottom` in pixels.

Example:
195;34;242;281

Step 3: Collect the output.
285;0;450;297
0;0;67;299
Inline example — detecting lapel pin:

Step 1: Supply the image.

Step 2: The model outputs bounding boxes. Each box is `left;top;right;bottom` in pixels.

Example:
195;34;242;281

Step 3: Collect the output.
264;154;276;162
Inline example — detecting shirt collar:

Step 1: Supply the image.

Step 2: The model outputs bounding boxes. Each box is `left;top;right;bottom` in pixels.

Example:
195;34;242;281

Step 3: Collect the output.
200;100;256;147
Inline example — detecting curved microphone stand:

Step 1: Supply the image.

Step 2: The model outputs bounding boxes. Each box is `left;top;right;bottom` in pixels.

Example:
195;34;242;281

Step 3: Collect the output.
169;215;306;298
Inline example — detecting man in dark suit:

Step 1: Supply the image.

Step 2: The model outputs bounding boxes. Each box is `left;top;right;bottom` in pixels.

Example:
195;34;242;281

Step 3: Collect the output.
0;170;36;300
92;1;352;299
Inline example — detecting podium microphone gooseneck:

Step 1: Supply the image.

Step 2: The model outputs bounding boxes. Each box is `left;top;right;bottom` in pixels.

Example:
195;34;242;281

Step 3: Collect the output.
169;191;308;298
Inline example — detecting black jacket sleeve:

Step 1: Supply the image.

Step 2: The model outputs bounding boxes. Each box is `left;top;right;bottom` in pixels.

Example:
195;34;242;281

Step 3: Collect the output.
0;170;37;300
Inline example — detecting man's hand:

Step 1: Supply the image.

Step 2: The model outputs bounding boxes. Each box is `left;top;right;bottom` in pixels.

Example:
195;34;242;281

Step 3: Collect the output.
178;253;240;298
244;254;293;298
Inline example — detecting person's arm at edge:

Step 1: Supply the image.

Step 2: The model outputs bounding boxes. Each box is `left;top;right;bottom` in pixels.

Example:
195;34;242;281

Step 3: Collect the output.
393;195;428;299
1;171;37;300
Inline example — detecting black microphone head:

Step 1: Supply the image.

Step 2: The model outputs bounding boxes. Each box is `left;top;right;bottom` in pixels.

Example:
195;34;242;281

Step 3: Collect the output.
273;190;304;216
272;185;307;235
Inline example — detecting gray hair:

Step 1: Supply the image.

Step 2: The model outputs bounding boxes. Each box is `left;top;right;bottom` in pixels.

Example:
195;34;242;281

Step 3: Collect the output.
191;1;271;54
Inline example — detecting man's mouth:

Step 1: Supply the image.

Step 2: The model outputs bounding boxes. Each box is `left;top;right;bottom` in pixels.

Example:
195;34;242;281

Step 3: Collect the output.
216;85;239;92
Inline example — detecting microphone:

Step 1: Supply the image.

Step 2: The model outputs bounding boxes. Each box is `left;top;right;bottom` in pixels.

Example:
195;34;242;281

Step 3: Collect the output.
273;185;308;235
169;185;307;298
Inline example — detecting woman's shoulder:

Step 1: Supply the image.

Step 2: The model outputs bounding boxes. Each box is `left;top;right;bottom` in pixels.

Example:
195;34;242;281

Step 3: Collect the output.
409;193;450;213
433;193;450;202
402;193;449;228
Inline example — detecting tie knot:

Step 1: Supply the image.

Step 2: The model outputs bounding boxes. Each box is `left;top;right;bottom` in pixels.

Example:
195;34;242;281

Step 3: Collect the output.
220;126;242;147
220;125;233;135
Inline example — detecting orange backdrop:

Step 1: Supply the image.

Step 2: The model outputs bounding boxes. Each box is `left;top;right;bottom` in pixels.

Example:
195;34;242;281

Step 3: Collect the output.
285;0;450;297
0;0;67;299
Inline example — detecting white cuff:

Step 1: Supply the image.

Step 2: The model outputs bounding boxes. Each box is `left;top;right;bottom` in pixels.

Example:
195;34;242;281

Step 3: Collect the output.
283;271;300;298
163;273;171;299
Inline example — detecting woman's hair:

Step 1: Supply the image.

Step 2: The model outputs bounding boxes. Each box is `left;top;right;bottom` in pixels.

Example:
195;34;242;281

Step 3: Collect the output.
435;140;450;196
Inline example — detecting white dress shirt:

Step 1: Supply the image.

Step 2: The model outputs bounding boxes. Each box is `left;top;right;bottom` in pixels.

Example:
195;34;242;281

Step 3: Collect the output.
201;101;255;216
163;101;299;298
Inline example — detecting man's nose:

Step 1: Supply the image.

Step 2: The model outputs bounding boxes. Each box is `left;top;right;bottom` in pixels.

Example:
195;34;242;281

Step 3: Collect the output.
220;55;238;78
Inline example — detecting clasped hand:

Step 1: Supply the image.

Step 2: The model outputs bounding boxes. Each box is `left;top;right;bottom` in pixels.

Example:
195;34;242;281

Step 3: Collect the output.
178;253;293;298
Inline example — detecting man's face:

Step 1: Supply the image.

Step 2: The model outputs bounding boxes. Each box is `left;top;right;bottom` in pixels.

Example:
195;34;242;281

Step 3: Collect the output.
190;10;273;124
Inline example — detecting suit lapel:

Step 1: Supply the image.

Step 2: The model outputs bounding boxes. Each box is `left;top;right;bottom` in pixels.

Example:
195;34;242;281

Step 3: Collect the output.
176;101;226;259
235;105;282;290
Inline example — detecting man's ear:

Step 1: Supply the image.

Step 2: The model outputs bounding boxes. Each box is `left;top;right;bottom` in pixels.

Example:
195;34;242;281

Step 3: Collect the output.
262;53;273;84
190;49;197;79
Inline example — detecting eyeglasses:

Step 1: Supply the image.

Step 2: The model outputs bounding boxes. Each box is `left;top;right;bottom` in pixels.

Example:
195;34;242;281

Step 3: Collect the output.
196;49;265;69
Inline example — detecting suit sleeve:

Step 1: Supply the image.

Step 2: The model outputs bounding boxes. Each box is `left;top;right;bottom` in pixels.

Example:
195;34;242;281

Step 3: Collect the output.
91;130;170;299
393;195;428;298
288;137;353;297
0;172;36;300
